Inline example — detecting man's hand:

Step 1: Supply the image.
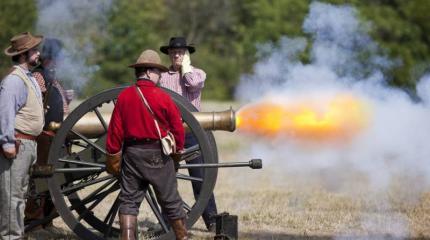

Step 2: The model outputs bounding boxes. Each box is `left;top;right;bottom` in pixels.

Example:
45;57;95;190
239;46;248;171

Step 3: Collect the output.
171;149;185;163
105;151;122;176
65;89;74;104
3;147;16;159
181;50;192;77
171;153;182;163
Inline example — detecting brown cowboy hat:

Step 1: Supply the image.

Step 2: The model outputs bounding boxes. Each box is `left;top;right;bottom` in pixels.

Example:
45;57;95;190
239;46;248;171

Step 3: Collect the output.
129;49;168;72
160;37;195;55
4;32;43;56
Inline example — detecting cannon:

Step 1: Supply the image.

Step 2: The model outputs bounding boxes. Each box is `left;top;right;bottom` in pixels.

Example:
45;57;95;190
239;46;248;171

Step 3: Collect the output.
25;87;261;240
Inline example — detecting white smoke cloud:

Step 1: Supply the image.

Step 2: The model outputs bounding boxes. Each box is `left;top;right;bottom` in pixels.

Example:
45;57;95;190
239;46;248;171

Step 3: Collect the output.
235;0;430;218
416;74;430;104
36;0;113;91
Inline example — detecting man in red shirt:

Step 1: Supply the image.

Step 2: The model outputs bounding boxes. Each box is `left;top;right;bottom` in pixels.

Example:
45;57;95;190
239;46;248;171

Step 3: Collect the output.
106;49;187;240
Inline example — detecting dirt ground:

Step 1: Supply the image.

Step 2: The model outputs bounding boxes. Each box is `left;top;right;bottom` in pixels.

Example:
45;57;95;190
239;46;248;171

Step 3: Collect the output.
26;101;430;239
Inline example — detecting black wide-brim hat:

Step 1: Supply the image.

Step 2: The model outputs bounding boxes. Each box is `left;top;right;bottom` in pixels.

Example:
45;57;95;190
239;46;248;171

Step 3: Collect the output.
160;37;195;55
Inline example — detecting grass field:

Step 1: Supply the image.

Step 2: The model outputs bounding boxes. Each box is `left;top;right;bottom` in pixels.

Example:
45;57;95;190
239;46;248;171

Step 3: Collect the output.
27;101;430;239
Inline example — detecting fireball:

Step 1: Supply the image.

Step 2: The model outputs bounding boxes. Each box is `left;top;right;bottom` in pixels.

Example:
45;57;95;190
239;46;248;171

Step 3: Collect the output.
236;94;370;142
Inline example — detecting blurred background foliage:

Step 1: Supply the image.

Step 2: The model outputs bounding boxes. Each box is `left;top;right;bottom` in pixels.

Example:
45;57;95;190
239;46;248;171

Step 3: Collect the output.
0;0;429;100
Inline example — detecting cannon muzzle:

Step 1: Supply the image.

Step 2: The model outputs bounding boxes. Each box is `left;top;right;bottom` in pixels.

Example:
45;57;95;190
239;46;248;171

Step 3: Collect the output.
48;108;236;138
192;108;236;132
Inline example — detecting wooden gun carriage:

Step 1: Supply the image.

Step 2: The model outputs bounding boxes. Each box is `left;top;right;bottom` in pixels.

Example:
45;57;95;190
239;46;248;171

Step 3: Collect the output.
25;87;262;239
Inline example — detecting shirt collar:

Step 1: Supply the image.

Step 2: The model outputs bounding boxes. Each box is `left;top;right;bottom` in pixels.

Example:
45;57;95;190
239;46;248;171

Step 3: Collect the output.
168;66;180;74
16;65;32;76
136;79;156;87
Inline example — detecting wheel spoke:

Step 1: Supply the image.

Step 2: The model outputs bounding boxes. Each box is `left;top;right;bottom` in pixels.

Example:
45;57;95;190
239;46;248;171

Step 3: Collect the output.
70;129;106;155
93;107;108;133
145;189;169;233
67;181;119;220
147;186;159;210
55;167;104;173
59;158;105;168
182;144;200;154
70;140;88;148
61;175;113;195
176;173;203;182
181;144;201;162
183;201;192;213
103;194;120;237
77;185;113;221
77;178;118;206
103;194;119;224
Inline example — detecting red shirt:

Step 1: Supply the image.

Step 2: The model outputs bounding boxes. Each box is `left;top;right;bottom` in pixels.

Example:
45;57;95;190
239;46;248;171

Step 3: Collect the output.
106;80;185;154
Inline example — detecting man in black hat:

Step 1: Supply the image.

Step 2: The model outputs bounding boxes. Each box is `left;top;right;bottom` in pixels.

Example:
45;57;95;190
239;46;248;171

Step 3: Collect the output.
159;37;218;232
0;32;44;239
24;37;73;232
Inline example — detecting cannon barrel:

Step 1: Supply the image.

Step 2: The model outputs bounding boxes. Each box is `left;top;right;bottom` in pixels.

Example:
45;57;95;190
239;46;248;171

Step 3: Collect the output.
48;108;236;138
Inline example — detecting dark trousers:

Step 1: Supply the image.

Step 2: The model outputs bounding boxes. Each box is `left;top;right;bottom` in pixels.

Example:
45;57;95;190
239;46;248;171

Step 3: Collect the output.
119;144;185;220
25;133;55;227
185;133;218;228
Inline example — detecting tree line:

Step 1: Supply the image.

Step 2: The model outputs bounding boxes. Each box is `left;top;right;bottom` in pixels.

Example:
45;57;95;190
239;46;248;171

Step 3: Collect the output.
1;0;429;100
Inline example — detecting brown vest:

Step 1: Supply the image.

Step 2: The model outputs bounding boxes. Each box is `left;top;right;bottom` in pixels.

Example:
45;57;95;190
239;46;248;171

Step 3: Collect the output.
11;66;44;136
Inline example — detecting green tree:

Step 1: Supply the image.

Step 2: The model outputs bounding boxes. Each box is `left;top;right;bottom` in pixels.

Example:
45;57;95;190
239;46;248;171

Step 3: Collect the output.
87;0;167;97
160;0;238;99
162;0;311;99
0;0;37;76
89;0;430;99
326;0;430;88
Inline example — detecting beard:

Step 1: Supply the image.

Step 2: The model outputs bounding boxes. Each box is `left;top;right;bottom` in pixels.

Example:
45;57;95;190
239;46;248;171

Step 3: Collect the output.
28;57;40;67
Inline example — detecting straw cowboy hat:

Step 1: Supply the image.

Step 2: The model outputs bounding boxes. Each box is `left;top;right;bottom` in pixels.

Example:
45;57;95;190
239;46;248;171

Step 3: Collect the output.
160;37;195;55
129;49;168;72
4;32;43;56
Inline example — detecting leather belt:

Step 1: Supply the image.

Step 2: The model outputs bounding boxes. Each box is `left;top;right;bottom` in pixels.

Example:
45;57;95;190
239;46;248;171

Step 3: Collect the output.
15;132;37;141
124;138;160;148
41;130;55;137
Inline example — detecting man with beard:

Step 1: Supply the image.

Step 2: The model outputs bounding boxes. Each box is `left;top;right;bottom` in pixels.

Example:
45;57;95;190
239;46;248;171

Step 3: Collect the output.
0;32;44;239
24;37;73;233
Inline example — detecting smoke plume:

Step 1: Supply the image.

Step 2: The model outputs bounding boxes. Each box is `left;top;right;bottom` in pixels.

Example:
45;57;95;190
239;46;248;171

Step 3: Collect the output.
235;0;430;224
36;0;113;91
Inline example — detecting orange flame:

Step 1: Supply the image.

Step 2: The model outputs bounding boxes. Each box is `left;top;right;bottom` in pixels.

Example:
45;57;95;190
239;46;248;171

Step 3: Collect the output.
236;94;370;142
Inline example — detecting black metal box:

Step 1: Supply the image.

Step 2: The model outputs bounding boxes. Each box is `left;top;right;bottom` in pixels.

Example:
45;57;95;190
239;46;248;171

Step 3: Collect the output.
214;212;238;240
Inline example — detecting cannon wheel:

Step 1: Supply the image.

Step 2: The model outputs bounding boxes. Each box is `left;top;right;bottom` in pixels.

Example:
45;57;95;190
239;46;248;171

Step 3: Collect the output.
47;87;218;239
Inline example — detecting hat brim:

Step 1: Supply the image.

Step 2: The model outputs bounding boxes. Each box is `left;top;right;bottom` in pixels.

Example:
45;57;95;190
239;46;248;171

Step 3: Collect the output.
128;62;169;72
160;46;195;55
4;35;43;56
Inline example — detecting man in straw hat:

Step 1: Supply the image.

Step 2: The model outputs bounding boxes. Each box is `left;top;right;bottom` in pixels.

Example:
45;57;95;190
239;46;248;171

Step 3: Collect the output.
0;32;44;239
159;37;218;232
106;49;188;239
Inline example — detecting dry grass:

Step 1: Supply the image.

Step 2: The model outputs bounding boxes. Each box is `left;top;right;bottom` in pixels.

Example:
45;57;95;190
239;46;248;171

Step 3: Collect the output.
26;101;430;239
